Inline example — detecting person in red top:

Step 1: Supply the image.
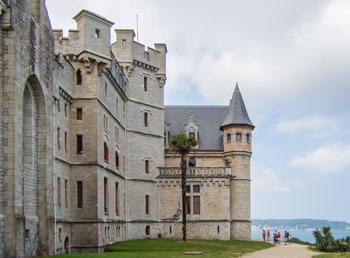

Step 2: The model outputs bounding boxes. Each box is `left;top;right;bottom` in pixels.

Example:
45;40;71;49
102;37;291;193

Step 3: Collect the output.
277;232;281;244
262;230;266;241
267;229;270;241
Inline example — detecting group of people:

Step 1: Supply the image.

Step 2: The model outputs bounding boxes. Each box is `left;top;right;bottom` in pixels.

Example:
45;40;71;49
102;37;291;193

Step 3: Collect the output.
262;229;292;245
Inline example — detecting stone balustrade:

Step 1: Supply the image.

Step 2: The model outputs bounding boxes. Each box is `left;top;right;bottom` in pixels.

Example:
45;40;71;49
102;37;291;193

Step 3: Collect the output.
158;167;231;178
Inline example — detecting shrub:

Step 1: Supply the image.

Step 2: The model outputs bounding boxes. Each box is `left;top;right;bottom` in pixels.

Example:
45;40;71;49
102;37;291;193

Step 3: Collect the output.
313;227;350;252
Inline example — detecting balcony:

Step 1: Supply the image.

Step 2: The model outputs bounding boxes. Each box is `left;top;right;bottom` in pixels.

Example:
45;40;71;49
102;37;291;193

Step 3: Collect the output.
158;167;232;178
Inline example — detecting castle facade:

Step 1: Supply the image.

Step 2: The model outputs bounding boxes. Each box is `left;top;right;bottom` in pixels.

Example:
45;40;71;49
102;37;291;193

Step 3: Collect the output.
0;1;254;257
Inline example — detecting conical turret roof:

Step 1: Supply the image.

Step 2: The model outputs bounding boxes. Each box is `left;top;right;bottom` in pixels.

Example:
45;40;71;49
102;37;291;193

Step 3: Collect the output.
220;83;254;130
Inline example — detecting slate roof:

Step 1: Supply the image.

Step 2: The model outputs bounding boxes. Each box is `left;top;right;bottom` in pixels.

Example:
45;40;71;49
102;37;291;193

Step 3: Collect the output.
220;84;254;129
165;84;254;150
165;105;228;150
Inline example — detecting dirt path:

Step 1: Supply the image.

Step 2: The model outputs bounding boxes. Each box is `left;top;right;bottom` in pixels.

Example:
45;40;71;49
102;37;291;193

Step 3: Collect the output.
241;243;319;258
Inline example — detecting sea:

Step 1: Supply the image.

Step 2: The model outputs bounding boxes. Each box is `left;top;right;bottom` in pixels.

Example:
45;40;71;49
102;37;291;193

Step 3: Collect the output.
252;229;350;243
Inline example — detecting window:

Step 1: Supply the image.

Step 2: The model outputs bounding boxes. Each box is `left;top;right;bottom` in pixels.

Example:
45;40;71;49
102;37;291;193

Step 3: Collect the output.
95;28;100;38
217;226;220;234
144;77;148;91
76;135;83;154
193;185;200;193
76;69;82;85
57;127;61;149
104;115;109;130
116;98;119;114
193;196;200;215
77;108;82;120
189;157;196;167
145;226;150;236
64;132;68;153
122;39;126;47
144;113;148;127
64;103;68;117
236;133;242;141
57;177;61;208
246;133;250;142
145;160;149;174
115;182;119;215
104;177;108;214
115;151;119;168
186;196;191;214
57;100;60;112
77;181;83;208
189;132;195;138
145;195;149;215
169;226;172;235
104;142;109;162
186;185;191;193
227;133;231;142
65;179;68;208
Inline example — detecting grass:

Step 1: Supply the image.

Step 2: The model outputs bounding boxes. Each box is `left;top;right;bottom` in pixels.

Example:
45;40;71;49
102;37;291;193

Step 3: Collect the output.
309;246;350;257
38;239;273;258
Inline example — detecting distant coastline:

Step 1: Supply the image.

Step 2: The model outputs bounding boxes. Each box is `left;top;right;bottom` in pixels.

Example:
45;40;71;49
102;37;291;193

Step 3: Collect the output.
252;219;350;231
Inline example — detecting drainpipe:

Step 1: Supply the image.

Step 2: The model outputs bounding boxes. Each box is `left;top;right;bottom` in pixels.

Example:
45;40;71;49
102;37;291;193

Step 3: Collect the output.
124;99;128;241
53;99;57;254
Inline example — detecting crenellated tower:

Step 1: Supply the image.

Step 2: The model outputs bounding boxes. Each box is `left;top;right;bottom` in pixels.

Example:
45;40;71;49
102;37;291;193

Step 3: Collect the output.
220;83;254;240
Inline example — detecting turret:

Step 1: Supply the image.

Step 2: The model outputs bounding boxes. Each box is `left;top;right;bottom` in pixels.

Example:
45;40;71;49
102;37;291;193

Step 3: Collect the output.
221;83;254;241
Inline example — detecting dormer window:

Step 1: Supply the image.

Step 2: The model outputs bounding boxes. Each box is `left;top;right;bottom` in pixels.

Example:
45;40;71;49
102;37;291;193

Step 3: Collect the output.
184;115;199;149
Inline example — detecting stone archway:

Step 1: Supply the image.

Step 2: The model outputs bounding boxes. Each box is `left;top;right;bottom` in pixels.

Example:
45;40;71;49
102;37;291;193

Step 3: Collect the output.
21;75;48;258
64;237;70;254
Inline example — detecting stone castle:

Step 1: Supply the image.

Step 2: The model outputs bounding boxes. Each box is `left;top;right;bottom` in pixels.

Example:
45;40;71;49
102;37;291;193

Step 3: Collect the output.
0;1;254;257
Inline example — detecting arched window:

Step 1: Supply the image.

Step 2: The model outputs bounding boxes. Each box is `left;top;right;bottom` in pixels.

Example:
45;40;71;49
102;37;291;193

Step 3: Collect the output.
76;70;82;85
145;226;150;236
104;142;109;162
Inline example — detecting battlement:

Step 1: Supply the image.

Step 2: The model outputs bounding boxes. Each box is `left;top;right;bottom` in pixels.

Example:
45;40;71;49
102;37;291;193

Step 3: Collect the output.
54;9;114;63
112;29;167;76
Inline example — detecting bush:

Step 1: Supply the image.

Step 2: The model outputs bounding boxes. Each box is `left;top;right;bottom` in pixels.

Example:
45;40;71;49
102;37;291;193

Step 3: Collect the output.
313;227;350;252
290;237;313;246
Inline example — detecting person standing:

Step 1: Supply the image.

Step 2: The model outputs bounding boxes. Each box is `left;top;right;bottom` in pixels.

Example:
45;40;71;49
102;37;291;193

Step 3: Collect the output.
277;232;281;244
262;230;266;242
267;229;270;241
284;231;289;245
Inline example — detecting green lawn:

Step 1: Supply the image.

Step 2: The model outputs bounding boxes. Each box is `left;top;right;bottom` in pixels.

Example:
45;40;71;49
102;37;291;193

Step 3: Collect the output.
309;246;350;257
40;239;273;258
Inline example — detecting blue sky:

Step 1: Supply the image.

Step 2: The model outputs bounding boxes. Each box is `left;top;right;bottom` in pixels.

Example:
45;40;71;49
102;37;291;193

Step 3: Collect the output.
46;0;350;221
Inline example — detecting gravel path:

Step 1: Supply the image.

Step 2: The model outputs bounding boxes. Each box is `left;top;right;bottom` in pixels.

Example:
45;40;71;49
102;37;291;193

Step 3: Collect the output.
241;243;319;258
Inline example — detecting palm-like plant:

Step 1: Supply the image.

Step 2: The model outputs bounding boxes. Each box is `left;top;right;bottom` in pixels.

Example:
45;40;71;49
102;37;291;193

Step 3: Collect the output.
170;133;197;242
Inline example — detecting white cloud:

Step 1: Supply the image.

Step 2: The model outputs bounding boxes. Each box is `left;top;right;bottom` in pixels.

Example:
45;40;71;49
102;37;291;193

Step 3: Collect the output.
252;166;301;193
289;143;350;174
275;116;338;134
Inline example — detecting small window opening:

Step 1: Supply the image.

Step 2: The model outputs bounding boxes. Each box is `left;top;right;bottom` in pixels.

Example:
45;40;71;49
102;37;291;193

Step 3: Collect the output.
59;228;62;242
76;70;82;85
189;132;195;138
122;39;126;47
146;226;150;236
145;195;149;215
104;177;109;214
115;151;119;168
246;133;250;142
64;103;68;117
193;196;200;215
227;133;231;142
145;160;149;174
217;225;220;234
77;181;83;208
25;229;30;239
169;226;172;235
144;113;148;127
115;182;119;215
186;185;191;193
95;28;100;38
64;132;68;152
77;108;82;120
76;135;83;154
144;77;148;91
104;142;109;162
57;127;61;149
236;133;242;141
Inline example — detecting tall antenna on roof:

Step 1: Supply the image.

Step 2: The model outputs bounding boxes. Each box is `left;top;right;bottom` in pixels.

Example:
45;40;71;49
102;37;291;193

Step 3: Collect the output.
136;14;139;42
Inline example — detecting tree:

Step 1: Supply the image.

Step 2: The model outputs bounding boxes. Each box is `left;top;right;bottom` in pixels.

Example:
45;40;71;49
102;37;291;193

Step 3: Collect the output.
170;133;197;242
